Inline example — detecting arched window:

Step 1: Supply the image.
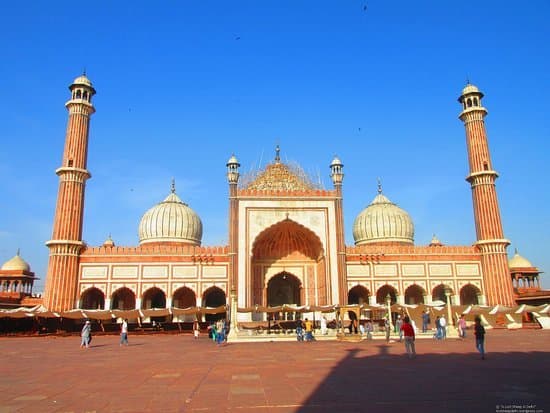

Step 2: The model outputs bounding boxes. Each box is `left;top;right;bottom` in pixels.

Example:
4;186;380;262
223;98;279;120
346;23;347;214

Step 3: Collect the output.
467;98;472;107
76;90;82;99
83;91;88;100
473;97;479;106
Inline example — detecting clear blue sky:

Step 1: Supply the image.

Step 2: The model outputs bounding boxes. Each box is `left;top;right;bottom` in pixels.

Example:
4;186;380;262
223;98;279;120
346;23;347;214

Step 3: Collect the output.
0;1;549;290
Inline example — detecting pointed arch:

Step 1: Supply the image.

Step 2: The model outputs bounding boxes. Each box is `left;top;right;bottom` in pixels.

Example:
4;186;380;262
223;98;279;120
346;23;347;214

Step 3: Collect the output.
432;284;453;303
348;285;370;305
80;287;105;310
142;287;166;309
376;284;397;305
267;272;302;306
111;287;136;310
172;286;196;308
404;284;425;305
460;284;481;305
252;218;324;260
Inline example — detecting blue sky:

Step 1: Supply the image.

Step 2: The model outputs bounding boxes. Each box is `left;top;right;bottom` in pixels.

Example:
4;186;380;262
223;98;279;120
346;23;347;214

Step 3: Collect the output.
0;1;549;290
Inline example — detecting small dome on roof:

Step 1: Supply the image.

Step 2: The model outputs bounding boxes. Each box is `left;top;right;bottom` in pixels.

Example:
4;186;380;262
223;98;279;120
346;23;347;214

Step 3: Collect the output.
103;235;115;247
462;83;480;95
429;234;443;247
1;251;30;272
509;250;533;269
227;154;240;166
330;156;343;167
72;74;93;88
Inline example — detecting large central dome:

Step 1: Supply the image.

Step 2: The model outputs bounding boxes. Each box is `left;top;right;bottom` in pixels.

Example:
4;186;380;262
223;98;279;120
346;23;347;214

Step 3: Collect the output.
138;184;202;245
353;187;414;245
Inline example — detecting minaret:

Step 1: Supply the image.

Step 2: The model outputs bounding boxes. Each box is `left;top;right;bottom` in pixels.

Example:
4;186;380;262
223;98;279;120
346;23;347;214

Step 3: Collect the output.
458;83;515;305
226;154;240;333
330;156;347;305
43;74;96;311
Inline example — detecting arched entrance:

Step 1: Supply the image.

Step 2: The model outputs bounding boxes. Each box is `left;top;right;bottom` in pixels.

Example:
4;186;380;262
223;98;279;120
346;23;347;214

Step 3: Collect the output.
267;272;301;306
376;285;397;305
460;284;481;305
404;285;425;305
202;286;226;322
80;287;105;309
142;287;166;309
111;287;136;310
432;284;453;304
172;287;196;308
251;218;325;307
348;285;370;305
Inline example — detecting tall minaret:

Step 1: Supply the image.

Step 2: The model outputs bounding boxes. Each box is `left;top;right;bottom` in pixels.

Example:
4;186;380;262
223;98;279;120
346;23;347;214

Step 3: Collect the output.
43;74;96;311
458;83;515;305
226;154;240;335
330;156;347;305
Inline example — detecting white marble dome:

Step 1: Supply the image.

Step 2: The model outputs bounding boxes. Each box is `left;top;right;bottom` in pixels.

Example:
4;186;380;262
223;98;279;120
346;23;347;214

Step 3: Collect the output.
1;252;30;272
138;187;202;245
353;190;414;245
508;250;533;269
72;74;93;88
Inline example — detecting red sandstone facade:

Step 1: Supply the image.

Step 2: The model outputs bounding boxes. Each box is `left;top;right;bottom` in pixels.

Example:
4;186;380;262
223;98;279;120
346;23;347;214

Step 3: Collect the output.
40;76;529;313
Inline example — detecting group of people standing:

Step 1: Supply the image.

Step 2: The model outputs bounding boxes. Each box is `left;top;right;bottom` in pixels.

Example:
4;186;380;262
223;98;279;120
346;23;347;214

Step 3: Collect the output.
80;318;129;348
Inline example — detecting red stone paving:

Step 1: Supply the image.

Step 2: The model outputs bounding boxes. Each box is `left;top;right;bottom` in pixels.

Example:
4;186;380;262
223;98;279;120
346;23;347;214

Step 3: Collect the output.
0;330;548;413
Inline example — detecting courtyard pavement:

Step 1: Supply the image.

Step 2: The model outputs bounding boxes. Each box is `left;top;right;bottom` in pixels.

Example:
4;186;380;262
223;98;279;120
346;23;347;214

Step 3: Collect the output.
0;329;548;413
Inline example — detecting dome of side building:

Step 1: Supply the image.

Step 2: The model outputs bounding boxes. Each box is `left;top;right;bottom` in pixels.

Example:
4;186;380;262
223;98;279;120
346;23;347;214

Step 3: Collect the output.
1;251;31;272
353;187;414;246
138;184;202;246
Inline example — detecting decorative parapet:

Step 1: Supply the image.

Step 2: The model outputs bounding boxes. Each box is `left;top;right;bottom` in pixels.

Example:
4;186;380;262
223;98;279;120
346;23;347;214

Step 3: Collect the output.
237;188;337;198
346;244;480;261
81;244;229;257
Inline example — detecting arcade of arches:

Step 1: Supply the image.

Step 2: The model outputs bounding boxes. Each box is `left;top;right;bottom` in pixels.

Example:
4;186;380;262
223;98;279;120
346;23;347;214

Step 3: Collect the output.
344;284;483;306
78;287;227;310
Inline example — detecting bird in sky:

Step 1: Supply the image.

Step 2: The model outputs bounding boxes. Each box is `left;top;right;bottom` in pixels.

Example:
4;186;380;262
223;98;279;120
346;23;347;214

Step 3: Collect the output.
235;36;241;40
363;4;367;11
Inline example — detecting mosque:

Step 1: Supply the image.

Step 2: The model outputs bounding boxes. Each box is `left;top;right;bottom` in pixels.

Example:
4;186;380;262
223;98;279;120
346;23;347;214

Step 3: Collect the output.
1;75;547;316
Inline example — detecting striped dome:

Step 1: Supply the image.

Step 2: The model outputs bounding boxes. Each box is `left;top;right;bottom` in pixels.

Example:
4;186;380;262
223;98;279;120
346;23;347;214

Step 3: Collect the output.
138;189;202;245
353;191;414;245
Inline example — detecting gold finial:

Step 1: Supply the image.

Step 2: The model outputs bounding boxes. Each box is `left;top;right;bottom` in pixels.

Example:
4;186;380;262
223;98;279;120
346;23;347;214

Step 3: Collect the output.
171;178;176;194
275;144;281;163
377;177;382;194
16;248;20;256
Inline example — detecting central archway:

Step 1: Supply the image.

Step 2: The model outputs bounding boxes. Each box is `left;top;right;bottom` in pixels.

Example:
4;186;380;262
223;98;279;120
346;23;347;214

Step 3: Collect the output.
267;272;301;307
251;218;326;307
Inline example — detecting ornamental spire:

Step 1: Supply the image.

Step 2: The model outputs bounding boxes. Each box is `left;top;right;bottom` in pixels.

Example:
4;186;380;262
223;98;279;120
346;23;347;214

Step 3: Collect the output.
275;144;281;163
171;178;176;194
377;177;383;194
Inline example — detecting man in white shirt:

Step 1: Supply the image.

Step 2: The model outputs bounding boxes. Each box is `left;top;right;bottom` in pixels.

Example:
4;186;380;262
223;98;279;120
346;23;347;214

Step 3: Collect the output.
439;315;447;339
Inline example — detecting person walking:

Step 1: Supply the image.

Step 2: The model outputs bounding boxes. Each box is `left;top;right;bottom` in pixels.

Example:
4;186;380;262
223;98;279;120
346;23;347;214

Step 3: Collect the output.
193;320;200;339
304;318;314;342
434;316;441;339
440;315;447;339
458;315;467;339
320;316;328;336
400;316;416;359
120;318;129;346
366;319;373;340
80;320;91;349
396;315;403;342
474;316;486;359
422;310;430;333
